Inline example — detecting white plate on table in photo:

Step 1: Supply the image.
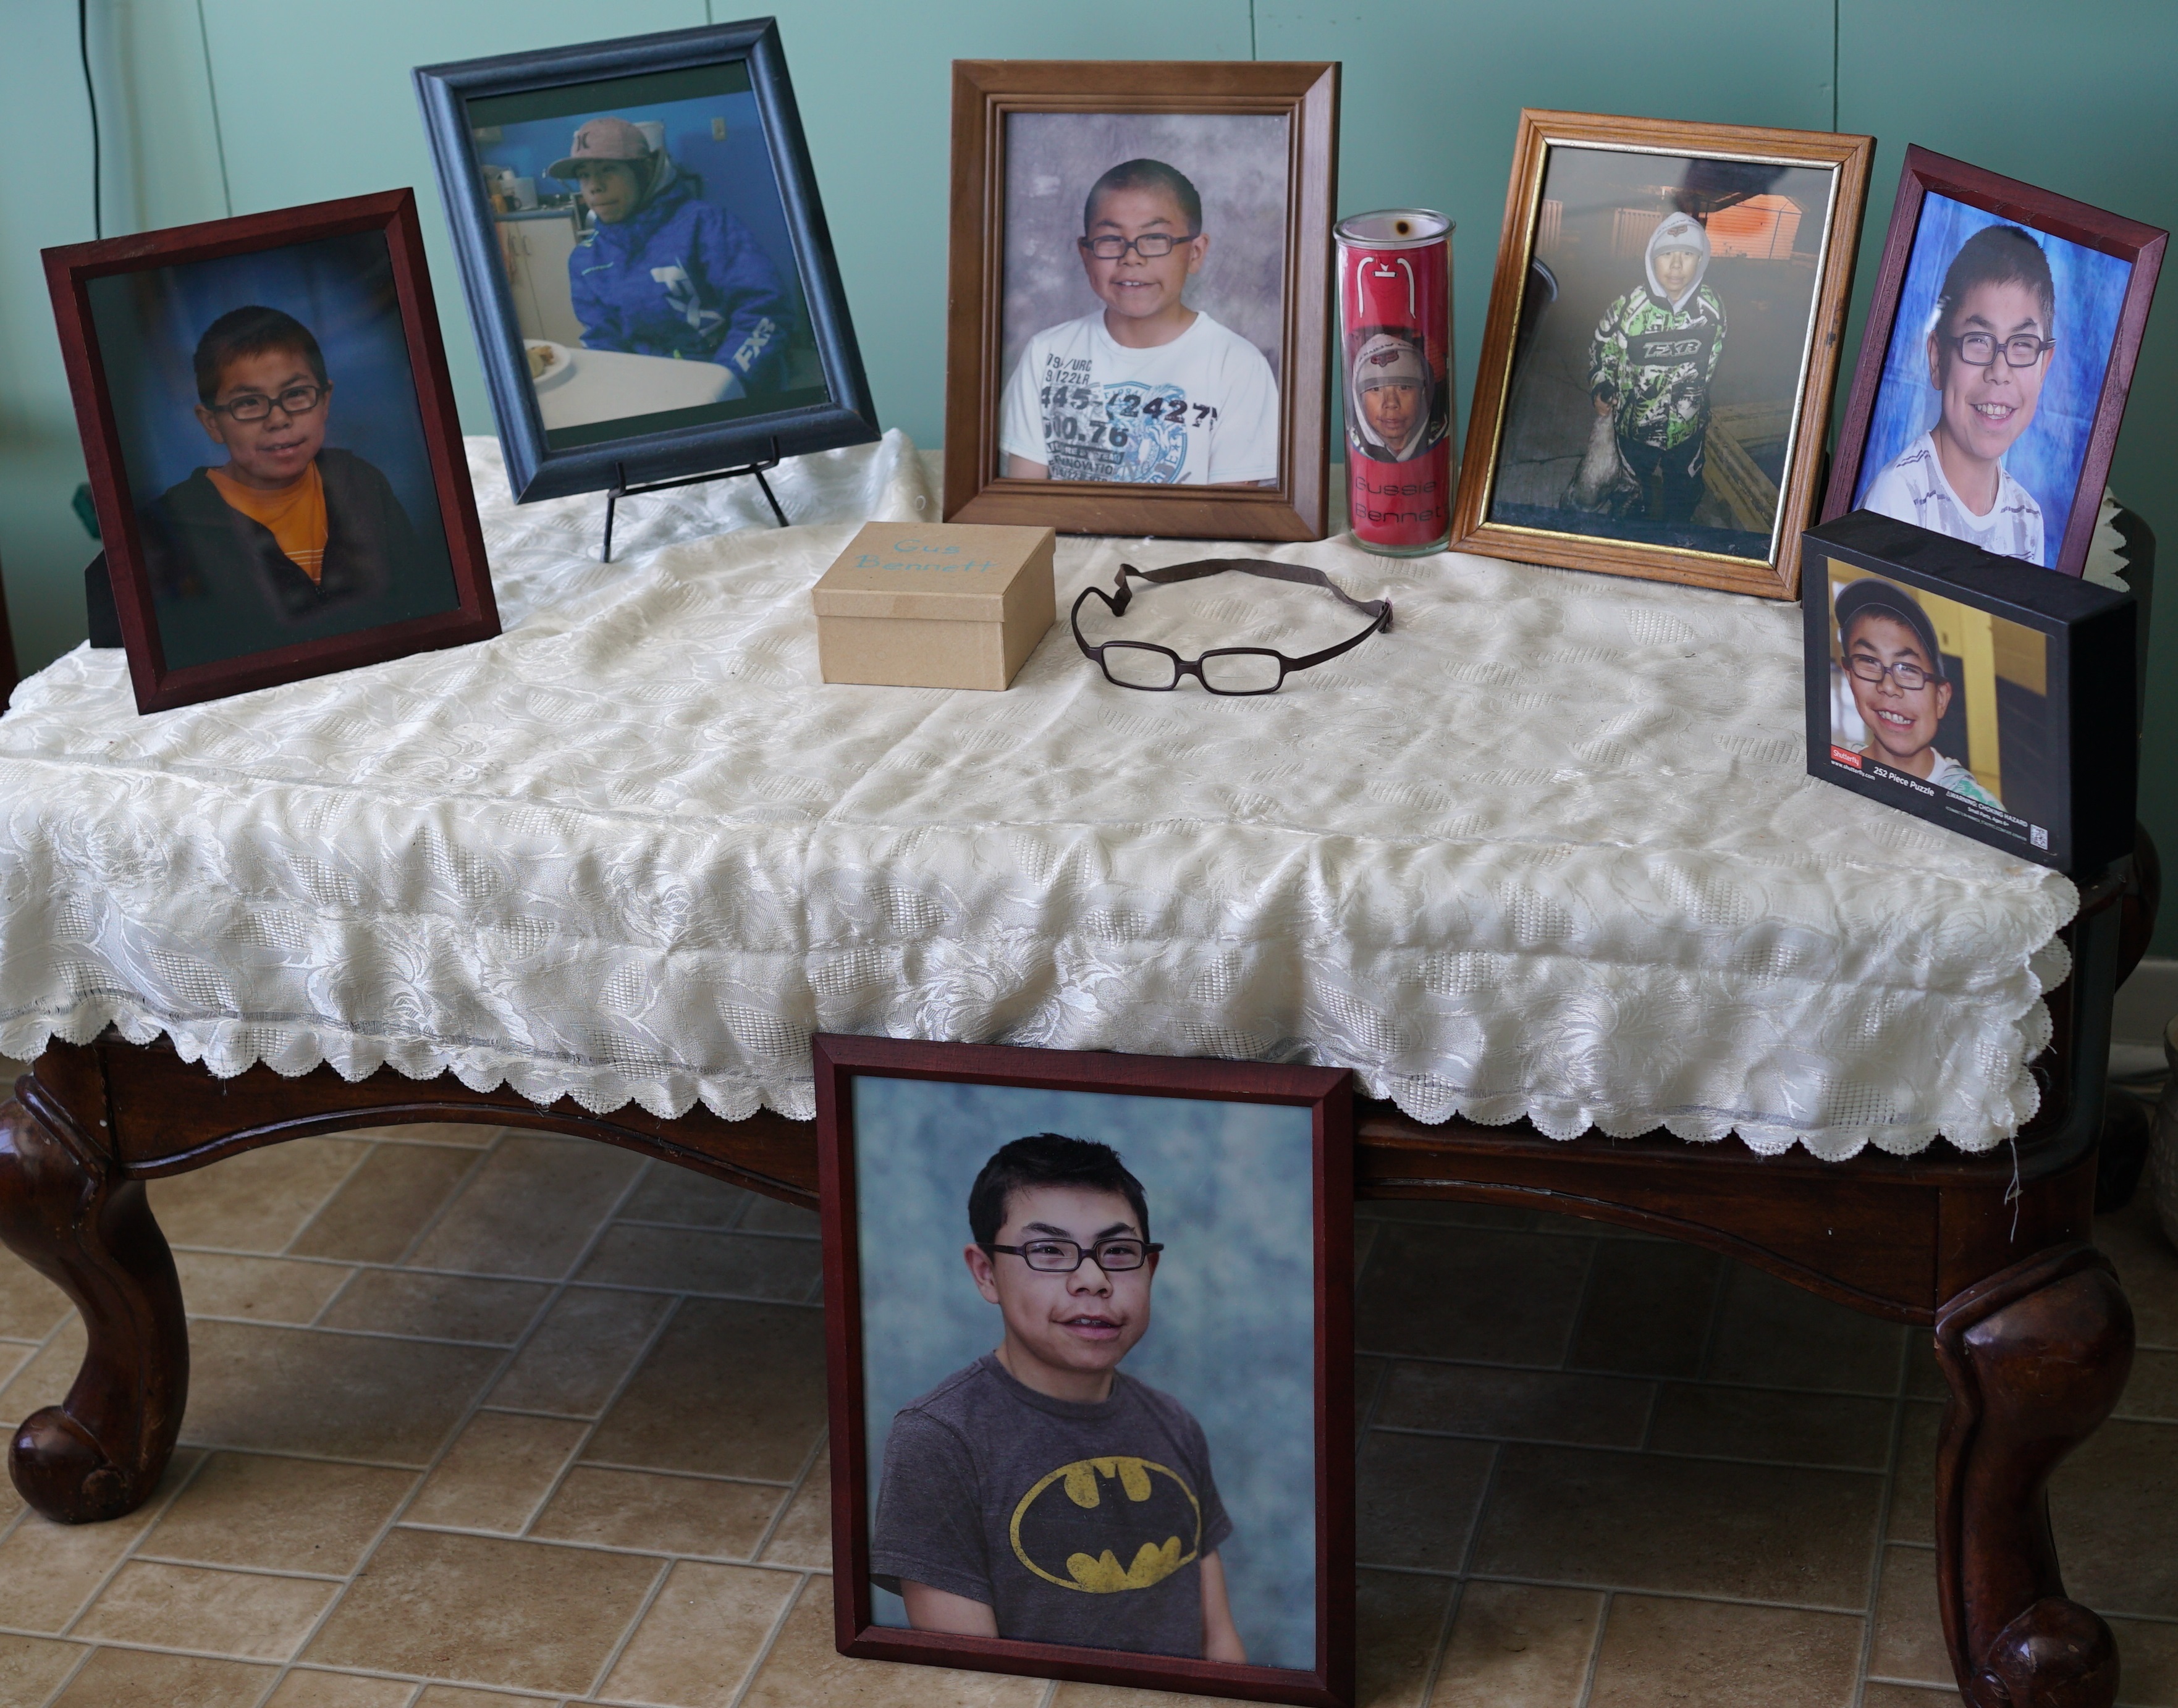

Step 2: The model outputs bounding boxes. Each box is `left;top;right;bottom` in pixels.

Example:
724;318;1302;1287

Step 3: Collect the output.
525;340;575;391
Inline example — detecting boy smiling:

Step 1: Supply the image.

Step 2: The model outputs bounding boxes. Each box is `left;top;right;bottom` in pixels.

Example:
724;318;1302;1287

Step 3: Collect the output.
999;159;1278;486
869;1134;1246;1661
1863;224;2055;563
1836;578;2001;806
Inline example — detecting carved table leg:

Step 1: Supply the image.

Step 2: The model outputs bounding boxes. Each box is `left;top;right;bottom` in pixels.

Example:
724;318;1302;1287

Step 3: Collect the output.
0;1091;187;1522
1935;1242;2134;1708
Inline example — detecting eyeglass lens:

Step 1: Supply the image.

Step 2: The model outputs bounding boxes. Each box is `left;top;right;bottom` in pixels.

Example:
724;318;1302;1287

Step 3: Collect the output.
1953;332;2048;368
1100;642;1182;690
1848;656;1932;691
223;384;325;422
1018;1238;1150;1272
1199;650;1283;694
1083;233;1188;259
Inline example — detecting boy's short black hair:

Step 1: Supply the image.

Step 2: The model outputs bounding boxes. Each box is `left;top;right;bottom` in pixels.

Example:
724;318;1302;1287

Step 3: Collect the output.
1935;225;2057;353
969;1134;1152;1247
193;305;329;405
1083;159;1202;238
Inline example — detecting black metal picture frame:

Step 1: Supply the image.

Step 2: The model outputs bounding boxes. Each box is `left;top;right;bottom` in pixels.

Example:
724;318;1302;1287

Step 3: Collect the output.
414;17;878;506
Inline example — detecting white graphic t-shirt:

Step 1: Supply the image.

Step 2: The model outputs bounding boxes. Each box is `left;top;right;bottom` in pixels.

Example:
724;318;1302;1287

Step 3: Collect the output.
1861;431;2045;564
999;310;1280;486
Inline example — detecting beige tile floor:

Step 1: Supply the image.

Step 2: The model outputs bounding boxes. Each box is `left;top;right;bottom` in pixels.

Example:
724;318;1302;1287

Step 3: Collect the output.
0;1098;2169;1707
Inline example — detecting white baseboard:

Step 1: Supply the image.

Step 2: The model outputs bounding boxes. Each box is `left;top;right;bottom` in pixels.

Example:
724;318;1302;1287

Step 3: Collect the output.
2116;955;2178;1052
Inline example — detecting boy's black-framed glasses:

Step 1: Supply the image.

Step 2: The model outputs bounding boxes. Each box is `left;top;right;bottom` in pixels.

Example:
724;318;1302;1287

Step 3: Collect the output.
1943;330;2055;369
208;383;328;423
1072;558;1394;695
984;1236;1164;1273
1078;232;1198;260
1847;653;1942;691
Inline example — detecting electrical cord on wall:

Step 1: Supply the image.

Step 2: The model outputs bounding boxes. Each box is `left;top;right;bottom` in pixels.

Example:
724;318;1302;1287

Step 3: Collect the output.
80;0;102;238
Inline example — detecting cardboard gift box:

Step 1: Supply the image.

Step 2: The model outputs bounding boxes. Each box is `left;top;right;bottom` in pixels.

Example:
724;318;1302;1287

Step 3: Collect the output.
813;521;1057;690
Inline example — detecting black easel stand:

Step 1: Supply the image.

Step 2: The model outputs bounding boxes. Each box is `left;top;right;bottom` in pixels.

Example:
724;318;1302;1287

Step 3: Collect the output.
601;437;788;562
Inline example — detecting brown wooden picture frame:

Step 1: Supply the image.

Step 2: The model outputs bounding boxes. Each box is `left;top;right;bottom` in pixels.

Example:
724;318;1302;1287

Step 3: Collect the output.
1819;145;2167;579
44;190;498;714
816;1033;1355;1707
1450;109;1873;600
941;60;1338;542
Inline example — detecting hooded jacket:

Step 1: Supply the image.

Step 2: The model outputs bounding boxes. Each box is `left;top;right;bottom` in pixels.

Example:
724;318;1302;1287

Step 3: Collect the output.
138;448;456;671
1346;329;1444;463
1587;213;1726;451
568;166;796;391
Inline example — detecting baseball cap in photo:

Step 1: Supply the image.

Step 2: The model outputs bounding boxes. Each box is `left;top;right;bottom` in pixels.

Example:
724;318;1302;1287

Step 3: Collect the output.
1835;577;1947;680
547;117;652;183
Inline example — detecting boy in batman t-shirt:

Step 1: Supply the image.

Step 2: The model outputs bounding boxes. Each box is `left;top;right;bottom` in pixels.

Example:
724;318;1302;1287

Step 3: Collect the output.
869;1135;1243;1660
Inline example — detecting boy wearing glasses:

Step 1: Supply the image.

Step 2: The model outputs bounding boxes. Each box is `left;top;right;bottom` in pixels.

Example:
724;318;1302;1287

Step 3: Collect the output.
139;304;451;662
1862;225;2055;563
999;158;1278;487
1834;578;2001;806
870;1134;1246;1662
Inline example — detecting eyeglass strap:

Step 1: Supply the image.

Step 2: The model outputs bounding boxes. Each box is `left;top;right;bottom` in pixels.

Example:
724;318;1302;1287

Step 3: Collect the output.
1112;558;1395;633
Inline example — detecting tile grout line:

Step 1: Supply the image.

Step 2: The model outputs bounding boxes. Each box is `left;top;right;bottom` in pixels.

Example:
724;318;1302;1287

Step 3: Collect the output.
575;1551;676;1702
516;1285;690;1539
721;1567;819;1708
746;1424;829;1564
1344;1568;1881;1619
1849;1326;1918;1708
1571;1588;1613;1708
53;1446;214;1641
1553;1232;1604;1373
32;1635;98;1708
1411;1572;1464;1708
1691;1256;1736;1384
246;1129;656;1707
1365;1422;1893;1475
275;1137;382;1263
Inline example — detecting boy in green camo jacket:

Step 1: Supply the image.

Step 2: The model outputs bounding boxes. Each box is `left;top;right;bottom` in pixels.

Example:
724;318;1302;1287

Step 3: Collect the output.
1587;212;1725;524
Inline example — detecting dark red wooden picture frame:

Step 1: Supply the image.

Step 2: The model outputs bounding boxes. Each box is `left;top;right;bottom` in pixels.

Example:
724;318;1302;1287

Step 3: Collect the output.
1820;145;2167;579
43;190;499;713
814;1034;1355;1707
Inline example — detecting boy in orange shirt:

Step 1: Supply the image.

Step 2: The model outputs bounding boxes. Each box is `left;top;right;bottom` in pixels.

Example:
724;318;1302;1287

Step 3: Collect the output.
139;305;453;667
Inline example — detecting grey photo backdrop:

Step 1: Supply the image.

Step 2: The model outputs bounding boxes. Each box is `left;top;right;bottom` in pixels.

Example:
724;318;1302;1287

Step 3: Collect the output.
854;1075;1317;1670
1000;111;1291;390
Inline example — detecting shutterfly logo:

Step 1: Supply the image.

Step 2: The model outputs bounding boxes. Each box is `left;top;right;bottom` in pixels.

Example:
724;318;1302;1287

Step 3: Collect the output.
1830;745;1863;770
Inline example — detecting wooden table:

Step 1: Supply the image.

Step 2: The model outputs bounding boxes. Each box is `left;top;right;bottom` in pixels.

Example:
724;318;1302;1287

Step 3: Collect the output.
0;862;2148;1708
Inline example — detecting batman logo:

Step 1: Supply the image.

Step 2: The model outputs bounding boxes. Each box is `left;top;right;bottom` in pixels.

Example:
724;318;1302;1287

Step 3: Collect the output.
1008;1457;1203;1594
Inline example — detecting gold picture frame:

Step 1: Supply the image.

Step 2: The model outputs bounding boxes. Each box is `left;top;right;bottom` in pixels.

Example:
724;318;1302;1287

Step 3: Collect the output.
1451;109;1872;599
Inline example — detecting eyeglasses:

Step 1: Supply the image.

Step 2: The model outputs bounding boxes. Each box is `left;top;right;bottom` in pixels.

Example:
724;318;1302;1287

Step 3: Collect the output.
1072;559;1394;695
984;1237;1163;1273
1847;654;1941;692
208;384;327;423
1078;232;1197;260
1942;330;2054;369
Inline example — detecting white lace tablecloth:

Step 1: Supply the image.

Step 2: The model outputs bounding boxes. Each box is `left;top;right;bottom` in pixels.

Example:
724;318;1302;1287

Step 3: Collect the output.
0;432;2087;1159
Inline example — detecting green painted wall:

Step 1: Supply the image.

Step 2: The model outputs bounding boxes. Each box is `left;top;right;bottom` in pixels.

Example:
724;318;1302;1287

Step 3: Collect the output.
6;1;2176;936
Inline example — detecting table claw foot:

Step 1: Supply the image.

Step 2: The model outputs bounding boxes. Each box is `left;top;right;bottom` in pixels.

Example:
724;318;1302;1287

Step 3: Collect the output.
1936;1243;2134;1708
0;1093;187;1523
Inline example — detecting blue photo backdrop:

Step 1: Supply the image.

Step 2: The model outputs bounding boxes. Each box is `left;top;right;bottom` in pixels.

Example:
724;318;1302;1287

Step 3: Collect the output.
853;1077;1318;1671
87;229;445;551
1851;191;2134;566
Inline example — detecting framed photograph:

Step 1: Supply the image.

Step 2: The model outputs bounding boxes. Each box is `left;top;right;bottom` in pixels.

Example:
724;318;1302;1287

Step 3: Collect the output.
415;18;879;504
44;190;499;715
816;1034;1354;1706
1451;110;1873;599
1803;509;2135;874
941;61;1338;542
1820;146;2166;579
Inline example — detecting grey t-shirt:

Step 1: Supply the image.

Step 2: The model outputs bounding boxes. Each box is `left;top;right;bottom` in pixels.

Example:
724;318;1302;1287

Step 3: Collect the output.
869;1353;1233;1657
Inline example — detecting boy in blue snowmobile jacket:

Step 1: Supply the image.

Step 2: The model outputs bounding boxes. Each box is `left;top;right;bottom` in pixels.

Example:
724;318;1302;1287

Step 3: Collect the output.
549;116;796;393
1586;212;1726;525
